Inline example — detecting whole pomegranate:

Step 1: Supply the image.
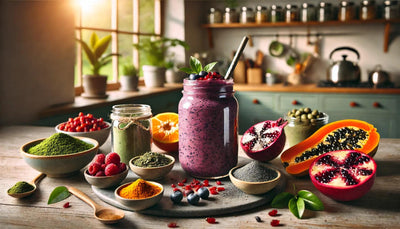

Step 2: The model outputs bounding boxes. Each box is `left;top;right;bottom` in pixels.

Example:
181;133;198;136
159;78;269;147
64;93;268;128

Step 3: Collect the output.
309;150;377;201
240;118;287;162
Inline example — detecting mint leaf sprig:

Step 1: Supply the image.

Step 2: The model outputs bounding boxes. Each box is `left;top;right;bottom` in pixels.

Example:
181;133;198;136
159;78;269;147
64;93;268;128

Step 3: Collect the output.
48;186;71;204
271;188;324;219
180;56;217;74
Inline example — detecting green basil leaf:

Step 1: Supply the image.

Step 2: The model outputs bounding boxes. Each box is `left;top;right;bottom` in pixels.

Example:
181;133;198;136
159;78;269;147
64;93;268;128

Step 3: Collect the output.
288;197;300;219
298;190;324;211
190;56;202;73
203;61;218;72
48;186;71;204
297;197;306;219
271;192;295;208
179;67;194;74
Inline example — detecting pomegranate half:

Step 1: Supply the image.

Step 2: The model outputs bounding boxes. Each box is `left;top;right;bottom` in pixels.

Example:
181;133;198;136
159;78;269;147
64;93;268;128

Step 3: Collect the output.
309;150;376;201
240;118;287;162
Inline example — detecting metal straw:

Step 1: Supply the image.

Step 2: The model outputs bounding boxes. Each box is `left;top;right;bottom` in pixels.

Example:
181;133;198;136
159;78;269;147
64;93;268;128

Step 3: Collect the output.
224;36;250;80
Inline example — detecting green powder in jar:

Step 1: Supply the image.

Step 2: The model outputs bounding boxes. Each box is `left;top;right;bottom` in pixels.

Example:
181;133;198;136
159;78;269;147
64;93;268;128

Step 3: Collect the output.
233;161;278;182
133;152;172;168
8;181;35;194
27;133;93;156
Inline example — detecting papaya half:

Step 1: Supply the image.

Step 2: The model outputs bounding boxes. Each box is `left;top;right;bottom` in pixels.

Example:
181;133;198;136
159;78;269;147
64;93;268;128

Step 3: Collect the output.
281;119;380;176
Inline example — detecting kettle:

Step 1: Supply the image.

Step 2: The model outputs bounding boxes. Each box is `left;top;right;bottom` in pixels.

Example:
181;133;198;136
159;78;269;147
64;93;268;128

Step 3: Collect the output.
368;65;391;87
327;46;361;84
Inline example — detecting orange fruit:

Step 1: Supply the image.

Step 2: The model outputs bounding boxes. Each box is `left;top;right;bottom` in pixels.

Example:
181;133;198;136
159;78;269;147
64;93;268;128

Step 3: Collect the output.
151;112;179;152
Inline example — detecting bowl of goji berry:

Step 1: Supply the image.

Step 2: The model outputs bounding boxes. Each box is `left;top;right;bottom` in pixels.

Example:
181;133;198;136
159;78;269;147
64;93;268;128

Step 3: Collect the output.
55;112;111;146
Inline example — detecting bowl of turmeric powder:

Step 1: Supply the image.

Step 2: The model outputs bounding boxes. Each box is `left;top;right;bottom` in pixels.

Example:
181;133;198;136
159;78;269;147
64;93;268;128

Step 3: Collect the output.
114;179;164;211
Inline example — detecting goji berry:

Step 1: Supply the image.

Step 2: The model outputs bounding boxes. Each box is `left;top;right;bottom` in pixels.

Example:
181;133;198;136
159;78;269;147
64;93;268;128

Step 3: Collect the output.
216;180;222;185
206;217;216;224
63;202;70;208
268;209;278;216
167;222;178;228
217;187;225;191
270;219;280;226
171;184;176;188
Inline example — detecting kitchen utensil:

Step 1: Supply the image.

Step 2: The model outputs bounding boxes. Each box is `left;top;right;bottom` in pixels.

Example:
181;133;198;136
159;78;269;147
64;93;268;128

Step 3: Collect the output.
368;64;391;87
255;50;264;67
8;173;46;198
67;186;124;224
327;46;361;84
225;36;249;79
286;35;300;66
269;40;286;57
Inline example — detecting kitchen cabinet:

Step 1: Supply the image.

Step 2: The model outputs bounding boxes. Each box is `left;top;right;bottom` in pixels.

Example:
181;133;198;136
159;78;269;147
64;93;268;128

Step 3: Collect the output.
202;19;400;52
236;91;400;138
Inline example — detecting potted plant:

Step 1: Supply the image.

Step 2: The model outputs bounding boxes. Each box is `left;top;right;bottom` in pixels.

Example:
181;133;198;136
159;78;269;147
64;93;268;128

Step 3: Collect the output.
133;37;188;88
120;63;139;91
76;32;119;98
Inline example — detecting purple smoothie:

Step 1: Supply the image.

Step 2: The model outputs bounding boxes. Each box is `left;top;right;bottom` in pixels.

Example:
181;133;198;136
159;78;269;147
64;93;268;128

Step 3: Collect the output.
178;78;238;178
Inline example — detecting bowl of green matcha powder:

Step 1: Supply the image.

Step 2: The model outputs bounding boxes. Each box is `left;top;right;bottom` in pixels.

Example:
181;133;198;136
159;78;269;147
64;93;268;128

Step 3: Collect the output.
20;133;99;177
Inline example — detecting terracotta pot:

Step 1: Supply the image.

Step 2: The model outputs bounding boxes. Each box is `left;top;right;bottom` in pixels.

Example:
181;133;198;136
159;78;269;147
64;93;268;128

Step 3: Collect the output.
82;75;107;98
142;65;165;88
120;75;139;91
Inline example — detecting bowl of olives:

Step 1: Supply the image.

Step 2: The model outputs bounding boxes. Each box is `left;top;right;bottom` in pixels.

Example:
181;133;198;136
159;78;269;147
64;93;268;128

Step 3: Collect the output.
284;108;329;147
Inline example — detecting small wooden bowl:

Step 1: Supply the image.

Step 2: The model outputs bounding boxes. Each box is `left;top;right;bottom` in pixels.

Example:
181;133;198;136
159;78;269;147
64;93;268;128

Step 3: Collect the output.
129;154;175;180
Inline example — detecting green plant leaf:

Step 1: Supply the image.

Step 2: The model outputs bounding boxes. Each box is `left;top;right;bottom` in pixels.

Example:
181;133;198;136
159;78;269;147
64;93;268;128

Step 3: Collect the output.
93;35;112;59
203;61;218;72
297;197;306;219
190;56;202;73
288;197;300;218
76;39;97;67
48;186;71;204
271;192;295;208
179;67;194;74
298;190;324;211
90;32;99;49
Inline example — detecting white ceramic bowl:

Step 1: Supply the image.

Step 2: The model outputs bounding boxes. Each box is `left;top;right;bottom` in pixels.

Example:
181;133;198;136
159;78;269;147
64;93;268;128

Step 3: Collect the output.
229;164;281;195
20;137;99;177
55;121;111;146
129;154;175;180
114;181;164;211
84;167;129;188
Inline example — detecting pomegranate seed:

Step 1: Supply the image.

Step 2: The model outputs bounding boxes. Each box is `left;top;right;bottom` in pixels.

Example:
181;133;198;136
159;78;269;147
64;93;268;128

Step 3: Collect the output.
173;188;181;192
206;217;216;224
216;180;222;185
181;178;187;183
210;189;218;195
177;182;184;186
268;209;278;216
217;187;225;191
167;222;177;228
185;185;192;190
171;184;176;188
270;219;280;227
63;202;70;208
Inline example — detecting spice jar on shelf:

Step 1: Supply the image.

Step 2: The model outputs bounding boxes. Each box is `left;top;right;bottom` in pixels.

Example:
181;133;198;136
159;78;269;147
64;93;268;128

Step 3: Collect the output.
240;7;255;23
270;4;284;22
360;0;376;20
285;4;300;23
255;5;268;23
384;0;399;19
208;8;222;24
318;2;333;22
223;7;239;23
110;104;152;164
338;1;356;21
301;3;316;22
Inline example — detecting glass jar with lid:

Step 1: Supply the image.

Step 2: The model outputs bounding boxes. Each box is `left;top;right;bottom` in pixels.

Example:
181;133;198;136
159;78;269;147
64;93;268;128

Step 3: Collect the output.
285;4;300;23
338;1;356;21
360;0;376;20
110;104;152;164
384;0;399;19
223;7;239;23
255;5;268;23
270;5;284;22
301;3;316;22
318;2;333;22
240;7;255;23
208;8;222;24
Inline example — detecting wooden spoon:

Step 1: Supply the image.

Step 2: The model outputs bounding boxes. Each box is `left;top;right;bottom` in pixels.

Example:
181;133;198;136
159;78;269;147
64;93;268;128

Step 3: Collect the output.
67;186;124;224
8;173;46;198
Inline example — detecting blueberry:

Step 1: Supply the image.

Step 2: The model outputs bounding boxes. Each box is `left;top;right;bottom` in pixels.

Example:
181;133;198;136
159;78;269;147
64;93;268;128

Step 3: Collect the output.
170;191;183;204
187;193;200;205
189;73;199;80
198;187;209;199
199;71;208;77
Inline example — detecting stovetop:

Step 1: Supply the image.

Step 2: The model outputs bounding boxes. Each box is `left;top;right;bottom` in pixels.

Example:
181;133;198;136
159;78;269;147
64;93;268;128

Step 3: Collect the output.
317;80;396;88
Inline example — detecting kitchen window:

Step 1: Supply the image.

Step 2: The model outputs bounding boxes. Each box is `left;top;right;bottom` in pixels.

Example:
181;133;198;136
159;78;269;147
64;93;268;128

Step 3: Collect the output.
74;0;162;94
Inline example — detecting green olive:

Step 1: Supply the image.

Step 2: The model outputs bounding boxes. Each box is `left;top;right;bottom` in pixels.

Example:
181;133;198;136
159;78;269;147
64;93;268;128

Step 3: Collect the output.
304;107;311;113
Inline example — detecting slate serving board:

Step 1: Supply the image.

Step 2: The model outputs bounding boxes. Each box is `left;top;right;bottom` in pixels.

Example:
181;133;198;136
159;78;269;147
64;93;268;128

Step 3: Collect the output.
93;157;286;217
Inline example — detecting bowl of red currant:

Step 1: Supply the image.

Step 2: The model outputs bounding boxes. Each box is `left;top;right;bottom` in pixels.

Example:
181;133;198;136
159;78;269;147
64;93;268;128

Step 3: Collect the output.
55;112;111;146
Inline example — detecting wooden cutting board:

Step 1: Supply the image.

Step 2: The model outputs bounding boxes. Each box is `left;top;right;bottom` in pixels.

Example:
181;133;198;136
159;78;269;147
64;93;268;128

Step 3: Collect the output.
93;156;286;217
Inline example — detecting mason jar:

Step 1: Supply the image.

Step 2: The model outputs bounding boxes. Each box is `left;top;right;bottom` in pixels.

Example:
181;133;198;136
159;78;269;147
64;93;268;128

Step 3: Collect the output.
178;79;238;178
384;0;399;19
223;7;239;23
339;1;356;21
360;0;376;20
318;2;333;22
208;8;222;24
270;4;284;22
255;5;268;23
301;3;316;22
240;7;255;23
110;104;152;164
285;4;300;22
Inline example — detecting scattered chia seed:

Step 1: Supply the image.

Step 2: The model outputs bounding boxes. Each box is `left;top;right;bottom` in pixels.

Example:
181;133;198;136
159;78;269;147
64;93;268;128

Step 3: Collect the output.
232;161;278;182
255;216;262;222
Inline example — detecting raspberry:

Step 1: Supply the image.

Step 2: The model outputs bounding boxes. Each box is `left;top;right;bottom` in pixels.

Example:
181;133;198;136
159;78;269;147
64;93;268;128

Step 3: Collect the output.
119;162;127;172
88;162;101;175
101;164;106;171
93;154;105;164
95;171;105;177
105;163;120;176
270;219;280;227
268;209;278;216
105;152;120;165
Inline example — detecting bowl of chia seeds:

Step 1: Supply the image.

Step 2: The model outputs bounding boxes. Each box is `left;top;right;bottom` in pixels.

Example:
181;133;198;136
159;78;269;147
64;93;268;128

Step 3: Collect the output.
229;161;281;195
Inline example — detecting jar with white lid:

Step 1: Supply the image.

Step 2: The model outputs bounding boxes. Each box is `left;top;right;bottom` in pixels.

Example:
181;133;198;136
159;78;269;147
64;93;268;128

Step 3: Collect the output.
384;0;399;19
208;8;222;24
270;5;284;22
318;2;333;22
339;1;356;21
255;5;268;23
360;0;376;20
285;4;300;23
240;7;255;23
301;3;316;22
223;7;239;23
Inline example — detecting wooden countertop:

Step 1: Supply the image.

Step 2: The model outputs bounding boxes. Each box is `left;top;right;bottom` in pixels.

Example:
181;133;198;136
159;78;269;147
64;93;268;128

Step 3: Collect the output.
1;126;399;228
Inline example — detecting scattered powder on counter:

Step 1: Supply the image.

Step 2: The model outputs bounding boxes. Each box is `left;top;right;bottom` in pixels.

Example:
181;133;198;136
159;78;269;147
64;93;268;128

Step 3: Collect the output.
233;161;278;182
